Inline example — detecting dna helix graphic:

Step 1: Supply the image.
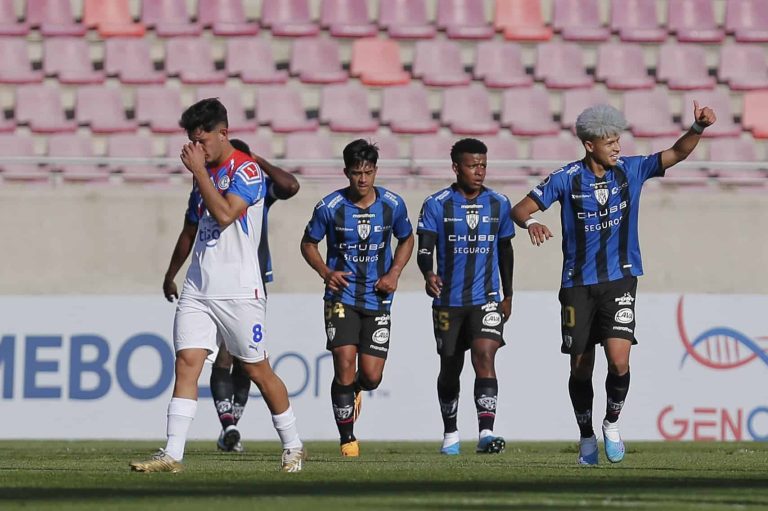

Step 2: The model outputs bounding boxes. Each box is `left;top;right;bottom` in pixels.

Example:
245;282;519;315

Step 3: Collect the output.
677;296;768;370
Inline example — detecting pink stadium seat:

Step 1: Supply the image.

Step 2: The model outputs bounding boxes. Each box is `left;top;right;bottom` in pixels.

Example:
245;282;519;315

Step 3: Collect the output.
725;0;768;42
413;40;471;87
320;83;378;133
616;132;638;156
596;43;654;90
106;133;166;181
320;0;377;38
610;0;666;42
26;0;86;36
284;132;335;176
195;86;256;133
141;0;200;37
0;0;28;35
0;37;43;84
668;0;725;43
528;134;583;175
379;0;436;39
553;0;610;41
483;136;528;185
657;43;716;90
380;83;439;134
261;0;319;37
742;91;768;138
164;133;191;173
105;38;164;84
47;134;105;182
83;0;146;38
708;136;764;185
623;89;680;138
682;91;742;137
411;134;455;176
227;39;288;84
561;88;611;128
474;41;532;88
165;38;226;84
436;0;494;39
198;0;259;36
0;116;13;132
239;133;274;159
16;84;76;133
718;45;768;91
256;86;318;133
494;0;553;41
76;86;136;134
442;84;500;135
44;38;104;84
290;38;347;84
501;87;560;136
370;132;409;177
534;42;593;89
135;86;184;133
350;38;410;86
0;134;46;181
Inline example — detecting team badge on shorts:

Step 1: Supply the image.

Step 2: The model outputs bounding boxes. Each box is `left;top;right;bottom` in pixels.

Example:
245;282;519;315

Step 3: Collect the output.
326;323;336;341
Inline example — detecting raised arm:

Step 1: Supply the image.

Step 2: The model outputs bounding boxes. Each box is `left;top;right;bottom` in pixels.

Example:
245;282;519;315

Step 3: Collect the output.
511;196;553;247
660;100;717;171
162;218;198;302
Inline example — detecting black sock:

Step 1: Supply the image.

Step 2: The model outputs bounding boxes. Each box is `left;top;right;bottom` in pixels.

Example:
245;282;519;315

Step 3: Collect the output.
568;375;594;438
231;361;251;425
605;370;630;423
437;379;460;434
474;377;498;433
210;366;235;429
331;380;356;443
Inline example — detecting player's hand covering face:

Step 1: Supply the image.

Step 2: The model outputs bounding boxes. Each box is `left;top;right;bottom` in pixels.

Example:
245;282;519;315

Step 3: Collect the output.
453;153;487;194
187;126;227;166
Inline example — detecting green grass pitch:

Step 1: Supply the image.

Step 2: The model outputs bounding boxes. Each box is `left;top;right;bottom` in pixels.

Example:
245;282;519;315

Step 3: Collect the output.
1;441;767;510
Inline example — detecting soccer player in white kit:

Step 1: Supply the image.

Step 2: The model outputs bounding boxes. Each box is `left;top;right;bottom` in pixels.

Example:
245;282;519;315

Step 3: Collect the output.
130;98;304;473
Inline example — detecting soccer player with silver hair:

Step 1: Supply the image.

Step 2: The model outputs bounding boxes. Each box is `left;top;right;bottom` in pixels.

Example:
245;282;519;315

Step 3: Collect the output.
511;102;716;465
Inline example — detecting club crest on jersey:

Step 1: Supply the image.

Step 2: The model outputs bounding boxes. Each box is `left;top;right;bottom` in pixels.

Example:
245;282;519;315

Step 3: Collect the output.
594;185;609;206
357;219;371;240
466;210;479;230
217;174;230;190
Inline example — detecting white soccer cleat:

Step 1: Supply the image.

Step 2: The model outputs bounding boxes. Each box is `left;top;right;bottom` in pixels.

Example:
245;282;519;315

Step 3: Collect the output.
602;420;625;463
217;425;241;452
281;447;306;472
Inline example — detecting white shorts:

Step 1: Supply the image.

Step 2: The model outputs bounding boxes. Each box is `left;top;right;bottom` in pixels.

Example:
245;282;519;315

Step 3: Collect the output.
173;295;269;363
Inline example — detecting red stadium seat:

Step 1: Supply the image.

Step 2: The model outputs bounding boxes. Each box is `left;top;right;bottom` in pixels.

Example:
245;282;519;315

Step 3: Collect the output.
681;91;742;137
623;89;680;138
198;0;259;36
657;43;716;90
261;0;319;37
165;38;226;84
413;40;471;87
379;0;436;39
0;0;28;35
83;0;146;38
0;134;46;181
725;0;768;42
47;134;106;182
105;38;165;84
494;0;553;41
255;86;318;133
380;83;439;134
442;84;500;135
16;84;76;133
320;83;378;133
320;0;377;38
561;88;611;128
474;41;532;88
290;37;347;84
135;86;184;133
227;38;288;84
718;44;768;91
141;0;200;37
668;0;725;43
350;38;410;86
75;86;137;134
284;132;335;176
436;0;494;39
501;86;560;136
553;0;610;41
0;37;43;84
410;134;455;177
596;43;654;90
610;0;666;43
195;86;257;133
43;37;105;85
534;42;593;89
26;0;86;36
742;91;768;138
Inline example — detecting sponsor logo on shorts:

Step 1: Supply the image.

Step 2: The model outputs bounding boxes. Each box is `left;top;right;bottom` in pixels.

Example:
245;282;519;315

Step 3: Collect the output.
371;328;389;345
326;323;336;341
482;312;502;327
481;302;499;312
481;328;501;335
612;326;634;333
375;314;391;326
369;344;388;353
615;308;634;324
217;174;230;190
614;292;635;306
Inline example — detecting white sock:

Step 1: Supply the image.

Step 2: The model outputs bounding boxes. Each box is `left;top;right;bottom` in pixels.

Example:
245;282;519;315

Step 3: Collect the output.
602;419;621;442
442;431;459;449
479;428;494;440
165;397;197;461
272;406;302;450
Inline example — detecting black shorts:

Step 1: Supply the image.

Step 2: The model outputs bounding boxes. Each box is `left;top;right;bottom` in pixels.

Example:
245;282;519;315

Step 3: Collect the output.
324;301;391;359
432;302;506;357
558;276;638;355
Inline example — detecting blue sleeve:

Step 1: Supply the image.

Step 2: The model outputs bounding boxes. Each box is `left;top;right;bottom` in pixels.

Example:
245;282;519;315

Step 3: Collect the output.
528;172;564;211
184;186;200;224
305;201;329;242
392;199;413;240
227;160;265;205
417;198;439;234
631;153;664;182
498;197;515;239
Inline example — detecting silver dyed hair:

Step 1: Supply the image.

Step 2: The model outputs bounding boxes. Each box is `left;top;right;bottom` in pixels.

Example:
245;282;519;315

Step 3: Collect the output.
575;104;628;141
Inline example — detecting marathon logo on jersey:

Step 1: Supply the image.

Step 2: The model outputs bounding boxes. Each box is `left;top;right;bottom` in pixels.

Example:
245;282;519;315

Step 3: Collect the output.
328;195;343;209
357;219;371;240
615;292;635;306
594;183;609;206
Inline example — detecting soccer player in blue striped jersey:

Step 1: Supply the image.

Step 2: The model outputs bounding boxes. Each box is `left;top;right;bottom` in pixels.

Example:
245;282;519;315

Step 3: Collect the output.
511;103;716;465
300;139;414;457
417;138;515;456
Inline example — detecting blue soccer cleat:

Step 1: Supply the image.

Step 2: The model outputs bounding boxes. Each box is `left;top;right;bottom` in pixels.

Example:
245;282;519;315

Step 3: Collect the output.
578;435;598;465
602;421;625;463
440;441;460;455
475;435;505;454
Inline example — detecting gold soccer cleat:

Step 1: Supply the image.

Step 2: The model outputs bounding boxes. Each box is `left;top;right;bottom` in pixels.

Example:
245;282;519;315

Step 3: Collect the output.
130;449;184;473
340;440;359;457
281;447;306;473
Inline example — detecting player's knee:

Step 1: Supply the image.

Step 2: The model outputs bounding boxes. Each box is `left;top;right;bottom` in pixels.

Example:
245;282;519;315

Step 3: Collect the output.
607;361;629;376
358;373;381;391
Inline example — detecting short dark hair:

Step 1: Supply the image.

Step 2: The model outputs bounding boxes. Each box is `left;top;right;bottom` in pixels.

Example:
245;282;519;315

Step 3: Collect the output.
343;139;379;170
179;98;228;135
450;138;487;164
229;138;251;154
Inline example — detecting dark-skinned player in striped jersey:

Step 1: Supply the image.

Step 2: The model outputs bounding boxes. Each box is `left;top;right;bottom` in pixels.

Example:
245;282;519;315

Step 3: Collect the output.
300;139;414;457
511;103;716;465
417;138;515;456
